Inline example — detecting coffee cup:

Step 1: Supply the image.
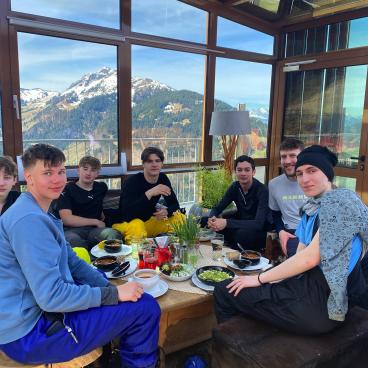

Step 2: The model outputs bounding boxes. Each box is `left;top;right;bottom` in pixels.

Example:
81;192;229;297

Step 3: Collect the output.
133;269;159;290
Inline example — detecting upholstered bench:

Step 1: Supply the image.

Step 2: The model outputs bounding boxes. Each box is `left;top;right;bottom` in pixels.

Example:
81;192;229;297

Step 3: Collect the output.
212;307;368;368
0;347;102;368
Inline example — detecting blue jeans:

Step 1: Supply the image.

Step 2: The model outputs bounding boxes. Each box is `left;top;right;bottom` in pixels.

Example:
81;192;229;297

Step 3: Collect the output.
0;293;160;368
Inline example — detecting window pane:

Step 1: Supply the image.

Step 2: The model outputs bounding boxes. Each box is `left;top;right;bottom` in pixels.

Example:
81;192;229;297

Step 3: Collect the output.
285;17;368;57
167;171;199;211
217;17;274;54
131;45;205;165
283;65;367;168
132;0;207;43
334;176;356;191
213;58;272;160
11;0;120;28
18;33;118;165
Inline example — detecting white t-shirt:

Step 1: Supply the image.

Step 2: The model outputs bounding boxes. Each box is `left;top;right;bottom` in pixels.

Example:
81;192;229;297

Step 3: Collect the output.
268;174;307;230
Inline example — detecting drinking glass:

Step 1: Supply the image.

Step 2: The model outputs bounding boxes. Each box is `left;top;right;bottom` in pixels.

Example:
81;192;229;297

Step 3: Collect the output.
130;235;142;261
143;245;158;270
211;233;224;261
188;246;200;268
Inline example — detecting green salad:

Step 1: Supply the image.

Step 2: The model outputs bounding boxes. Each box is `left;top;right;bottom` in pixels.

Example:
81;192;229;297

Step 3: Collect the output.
160;263;192;277
199;270;232;282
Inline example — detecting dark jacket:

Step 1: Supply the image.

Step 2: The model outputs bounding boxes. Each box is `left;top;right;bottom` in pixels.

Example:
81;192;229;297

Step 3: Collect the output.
209;178;271;231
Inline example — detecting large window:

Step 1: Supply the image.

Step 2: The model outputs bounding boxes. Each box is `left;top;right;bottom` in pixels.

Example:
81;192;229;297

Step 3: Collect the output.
283;65;367;168
17;33;118;165
285;17;368;57
131;0;207;43
213;58;272;160
11;0;120;29
131;45;205;165
217;17;274;55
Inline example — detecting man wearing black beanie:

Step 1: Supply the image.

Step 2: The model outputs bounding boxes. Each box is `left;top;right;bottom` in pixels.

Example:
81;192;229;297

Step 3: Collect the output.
295;145;338;183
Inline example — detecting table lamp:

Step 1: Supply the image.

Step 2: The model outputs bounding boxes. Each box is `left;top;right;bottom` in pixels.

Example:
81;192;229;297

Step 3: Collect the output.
209;110;251;175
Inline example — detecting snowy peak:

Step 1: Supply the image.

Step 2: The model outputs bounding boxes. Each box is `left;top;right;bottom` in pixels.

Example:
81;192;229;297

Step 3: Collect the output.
61;67;117;106
20;88;59;106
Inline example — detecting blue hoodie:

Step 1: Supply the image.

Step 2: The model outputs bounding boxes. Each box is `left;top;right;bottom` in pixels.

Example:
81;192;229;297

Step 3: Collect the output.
0;193;108;344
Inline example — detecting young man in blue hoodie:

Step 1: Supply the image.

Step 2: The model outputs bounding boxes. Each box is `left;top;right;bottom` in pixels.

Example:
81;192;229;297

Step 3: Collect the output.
0;144;160;368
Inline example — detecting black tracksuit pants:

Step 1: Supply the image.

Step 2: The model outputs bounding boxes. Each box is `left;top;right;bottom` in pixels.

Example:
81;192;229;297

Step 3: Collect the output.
214;265;366;335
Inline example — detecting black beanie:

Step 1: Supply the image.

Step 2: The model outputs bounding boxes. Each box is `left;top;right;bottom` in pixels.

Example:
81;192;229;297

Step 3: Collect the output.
295;145;338;181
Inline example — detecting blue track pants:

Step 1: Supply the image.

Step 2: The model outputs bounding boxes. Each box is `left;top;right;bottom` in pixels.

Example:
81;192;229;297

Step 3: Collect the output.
1;293;160;368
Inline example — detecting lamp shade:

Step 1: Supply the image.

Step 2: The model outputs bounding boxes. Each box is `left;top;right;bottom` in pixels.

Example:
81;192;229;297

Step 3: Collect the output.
209;111;251;136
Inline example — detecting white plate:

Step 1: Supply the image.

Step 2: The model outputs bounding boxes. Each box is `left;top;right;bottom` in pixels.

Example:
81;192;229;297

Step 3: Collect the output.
90;244;132;258
191;273;214;292
145;280;169;298
223;256;270;272
159;264;195;282
92;258;137;279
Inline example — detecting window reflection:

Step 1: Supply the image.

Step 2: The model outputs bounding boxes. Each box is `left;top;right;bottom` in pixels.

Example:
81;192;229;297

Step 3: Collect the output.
131;45;205;165
334;176;356;191
18;33;118;165
213;58;272;161
285;17;368;57
283;65;367;168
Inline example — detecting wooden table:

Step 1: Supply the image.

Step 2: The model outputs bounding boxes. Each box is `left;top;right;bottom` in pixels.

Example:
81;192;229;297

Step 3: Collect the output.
112;278;216;359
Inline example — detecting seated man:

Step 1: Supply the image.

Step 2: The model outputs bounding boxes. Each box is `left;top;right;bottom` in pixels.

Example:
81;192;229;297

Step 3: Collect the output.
113;147;184;243
268;138;306;256
0;156;20;216
0;144;160;367
208;155;271;251
57;155;121;250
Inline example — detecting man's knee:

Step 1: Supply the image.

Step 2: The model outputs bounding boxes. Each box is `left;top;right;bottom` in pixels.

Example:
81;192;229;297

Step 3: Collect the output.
65;231;87;248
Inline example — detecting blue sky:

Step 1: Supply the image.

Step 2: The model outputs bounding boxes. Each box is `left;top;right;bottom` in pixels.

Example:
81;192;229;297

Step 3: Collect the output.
15;0;275;108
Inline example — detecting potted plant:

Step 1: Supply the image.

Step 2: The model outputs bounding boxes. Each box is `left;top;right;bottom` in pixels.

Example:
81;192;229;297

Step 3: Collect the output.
171;215;200;265
192;165;233;216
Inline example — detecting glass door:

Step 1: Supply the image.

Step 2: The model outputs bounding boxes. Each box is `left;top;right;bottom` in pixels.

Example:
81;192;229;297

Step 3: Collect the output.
282;63;368;201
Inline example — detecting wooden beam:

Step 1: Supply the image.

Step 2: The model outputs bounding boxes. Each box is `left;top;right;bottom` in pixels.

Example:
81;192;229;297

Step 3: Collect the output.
179;0;277;35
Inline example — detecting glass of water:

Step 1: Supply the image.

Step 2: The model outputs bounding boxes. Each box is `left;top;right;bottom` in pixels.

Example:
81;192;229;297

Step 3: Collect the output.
211;233;224;261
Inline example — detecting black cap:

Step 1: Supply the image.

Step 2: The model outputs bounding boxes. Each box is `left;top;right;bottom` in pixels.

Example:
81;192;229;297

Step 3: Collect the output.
295;145;338;181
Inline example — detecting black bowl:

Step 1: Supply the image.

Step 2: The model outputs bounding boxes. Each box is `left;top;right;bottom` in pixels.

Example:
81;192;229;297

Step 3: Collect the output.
196;266;235;287
233;259;252;269
93;256;118;271
240;250;261;265
104;239;123;253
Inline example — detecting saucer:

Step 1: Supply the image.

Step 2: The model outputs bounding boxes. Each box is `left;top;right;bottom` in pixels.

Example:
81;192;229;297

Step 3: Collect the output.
145;280;169;298
90;244;132;258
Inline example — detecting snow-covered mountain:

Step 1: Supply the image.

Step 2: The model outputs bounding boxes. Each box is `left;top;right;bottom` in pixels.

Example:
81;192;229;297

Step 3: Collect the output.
20;88;59;107
20;67;174;109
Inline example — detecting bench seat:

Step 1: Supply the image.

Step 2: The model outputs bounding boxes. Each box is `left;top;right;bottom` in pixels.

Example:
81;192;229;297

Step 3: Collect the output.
212;307;368;368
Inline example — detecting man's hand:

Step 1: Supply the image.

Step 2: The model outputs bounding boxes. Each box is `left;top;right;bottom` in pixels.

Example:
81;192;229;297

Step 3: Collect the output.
279;230;296;255
117;282;144;302
153;208;168;221
207;217;227;232
226;275;261;296
145;184;171;200
94;219;106;228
